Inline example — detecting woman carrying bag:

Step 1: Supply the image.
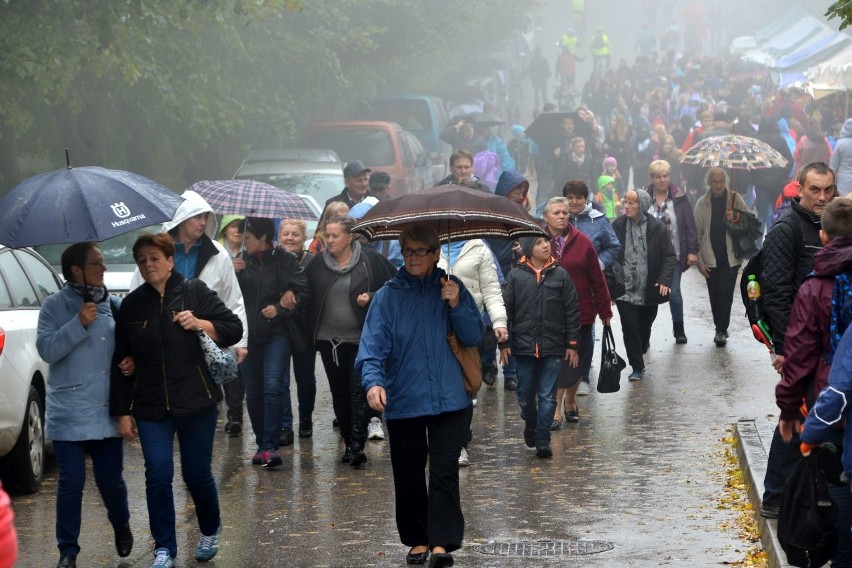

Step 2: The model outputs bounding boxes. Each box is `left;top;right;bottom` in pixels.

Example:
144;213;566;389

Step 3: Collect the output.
694;168;749;347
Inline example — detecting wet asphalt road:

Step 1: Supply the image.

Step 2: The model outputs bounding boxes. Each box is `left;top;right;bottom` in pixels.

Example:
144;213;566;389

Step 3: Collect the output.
11;267;781;567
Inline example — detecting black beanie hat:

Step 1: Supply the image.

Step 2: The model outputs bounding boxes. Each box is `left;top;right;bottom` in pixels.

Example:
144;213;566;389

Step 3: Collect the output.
519;235;545;259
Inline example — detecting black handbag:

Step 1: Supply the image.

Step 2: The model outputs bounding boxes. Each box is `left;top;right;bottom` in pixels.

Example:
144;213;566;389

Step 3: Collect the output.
597;324;626;393
724;193;763;259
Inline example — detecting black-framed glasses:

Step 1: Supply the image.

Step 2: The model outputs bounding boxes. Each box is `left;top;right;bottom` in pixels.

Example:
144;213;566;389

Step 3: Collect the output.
402;247;436;258
84;261;107;269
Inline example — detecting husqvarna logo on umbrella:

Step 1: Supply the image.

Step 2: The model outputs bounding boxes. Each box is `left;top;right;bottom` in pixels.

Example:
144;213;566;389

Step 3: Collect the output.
111;202;131;218
109;202;147;228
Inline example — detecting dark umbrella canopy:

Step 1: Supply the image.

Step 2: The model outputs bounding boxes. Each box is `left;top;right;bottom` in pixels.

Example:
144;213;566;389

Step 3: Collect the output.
0;166;183;248
524;111;593;155
351;185;546;242
457;111;505;126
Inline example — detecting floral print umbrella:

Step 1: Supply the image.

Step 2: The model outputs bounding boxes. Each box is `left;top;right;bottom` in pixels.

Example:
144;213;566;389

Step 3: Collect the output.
680;134;789;170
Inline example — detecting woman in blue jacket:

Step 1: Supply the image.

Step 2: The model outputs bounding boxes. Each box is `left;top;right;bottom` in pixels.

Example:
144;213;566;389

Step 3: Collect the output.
357;225;483;568
36;242;134;568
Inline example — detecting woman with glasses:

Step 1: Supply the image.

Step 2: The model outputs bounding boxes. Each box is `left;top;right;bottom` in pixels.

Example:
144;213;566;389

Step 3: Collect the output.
357;225;483;568
304;215;396;466
37;243;134;568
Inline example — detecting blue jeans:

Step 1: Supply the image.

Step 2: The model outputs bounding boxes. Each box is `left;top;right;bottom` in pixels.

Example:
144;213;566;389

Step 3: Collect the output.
286;348;317;427
136;405;220;559
53;438;129;556
515;355;560;444
668;266;684;323
241;332;291;449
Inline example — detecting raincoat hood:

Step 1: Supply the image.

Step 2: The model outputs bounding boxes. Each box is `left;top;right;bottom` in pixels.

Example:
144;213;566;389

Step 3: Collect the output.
841;118;852;138
495;170;529;199
162;190;219;240
813;235;852;276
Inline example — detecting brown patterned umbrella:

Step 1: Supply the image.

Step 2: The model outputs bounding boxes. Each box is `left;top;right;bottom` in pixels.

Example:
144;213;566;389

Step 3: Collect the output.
351;185;545;242
680;134;789;170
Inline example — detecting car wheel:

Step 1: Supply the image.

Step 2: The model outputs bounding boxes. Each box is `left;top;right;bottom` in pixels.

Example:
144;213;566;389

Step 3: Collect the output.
0;386;45;494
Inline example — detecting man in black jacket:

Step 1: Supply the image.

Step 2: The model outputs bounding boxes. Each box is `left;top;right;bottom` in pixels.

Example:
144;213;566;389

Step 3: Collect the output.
759;161;837;518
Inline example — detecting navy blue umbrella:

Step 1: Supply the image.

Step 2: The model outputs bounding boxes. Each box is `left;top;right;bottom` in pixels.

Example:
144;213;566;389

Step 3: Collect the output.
0;165;184;247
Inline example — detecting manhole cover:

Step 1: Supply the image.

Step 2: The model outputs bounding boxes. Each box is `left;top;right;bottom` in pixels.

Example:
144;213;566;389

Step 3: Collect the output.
473;539;614;557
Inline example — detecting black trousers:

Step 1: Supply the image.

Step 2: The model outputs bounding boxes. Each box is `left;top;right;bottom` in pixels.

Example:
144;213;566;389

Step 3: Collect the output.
615;301;659;372
317;341;368;451
223;370;244;423
705;263;740;334
386;408;468;552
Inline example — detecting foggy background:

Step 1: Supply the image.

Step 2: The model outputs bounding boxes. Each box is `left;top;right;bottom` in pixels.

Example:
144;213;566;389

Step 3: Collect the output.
0;0;845;195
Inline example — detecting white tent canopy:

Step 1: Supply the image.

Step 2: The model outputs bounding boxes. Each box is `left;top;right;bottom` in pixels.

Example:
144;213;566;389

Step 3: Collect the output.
805;43;852;87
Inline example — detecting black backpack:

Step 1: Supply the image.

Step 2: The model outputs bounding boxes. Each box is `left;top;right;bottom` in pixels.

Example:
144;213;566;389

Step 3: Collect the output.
739;211;803;343
777;448;842;567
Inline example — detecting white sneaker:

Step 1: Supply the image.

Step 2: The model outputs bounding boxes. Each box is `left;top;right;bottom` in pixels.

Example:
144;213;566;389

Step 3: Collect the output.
367;417;385;440
458;447;470;467
577;382;590;396
151;548;175;568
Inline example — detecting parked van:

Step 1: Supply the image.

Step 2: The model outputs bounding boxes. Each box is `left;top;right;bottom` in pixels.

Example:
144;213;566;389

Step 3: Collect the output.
366;95;451;183
302;121;432;197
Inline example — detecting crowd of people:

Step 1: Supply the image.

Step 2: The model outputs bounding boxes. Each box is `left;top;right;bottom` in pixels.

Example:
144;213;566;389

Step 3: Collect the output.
15;9;852;568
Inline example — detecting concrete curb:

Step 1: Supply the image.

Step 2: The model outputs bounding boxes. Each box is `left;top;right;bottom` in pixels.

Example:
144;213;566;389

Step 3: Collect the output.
735;419;793;568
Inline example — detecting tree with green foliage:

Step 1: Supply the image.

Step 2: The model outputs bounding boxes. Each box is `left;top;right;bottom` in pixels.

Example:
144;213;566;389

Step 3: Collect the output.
826;0;852;30
0;0;534;194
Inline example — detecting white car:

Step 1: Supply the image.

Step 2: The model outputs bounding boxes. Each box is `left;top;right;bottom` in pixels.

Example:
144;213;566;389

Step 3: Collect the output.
0;245;62;494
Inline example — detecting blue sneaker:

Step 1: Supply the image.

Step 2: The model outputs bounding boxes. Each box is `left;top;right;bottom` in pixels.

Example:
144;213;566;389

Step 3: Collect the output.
195;525;221;562
151;548;175;568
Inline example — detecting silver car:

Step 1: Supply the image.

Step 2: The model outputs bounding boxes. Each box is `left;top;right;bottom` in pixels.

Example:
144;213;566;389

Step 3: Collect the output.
0;245;62;494
233;148;344;207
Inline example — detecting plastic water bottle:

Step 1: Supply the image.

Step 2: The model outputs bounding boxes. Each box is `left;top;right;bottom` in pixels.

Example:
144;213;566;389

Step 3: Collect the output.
746;275;761;300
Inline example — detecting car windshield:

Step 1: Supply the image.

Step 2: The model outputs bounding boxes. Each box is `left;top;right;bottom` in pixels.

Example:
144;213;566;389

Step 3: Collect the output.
34;226;160;267
236;172;342;206
305;129;395;167
372;100;431;133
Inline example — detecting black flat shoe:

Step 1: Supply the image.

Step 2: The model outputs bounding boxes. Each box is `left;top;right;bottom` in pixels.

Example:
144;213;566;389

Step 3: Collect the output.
298;420;313;438
350;449;367;467
429;552;454;568
56;553;77;568
341;447;352;463
406;548;429;565
114;523;133;557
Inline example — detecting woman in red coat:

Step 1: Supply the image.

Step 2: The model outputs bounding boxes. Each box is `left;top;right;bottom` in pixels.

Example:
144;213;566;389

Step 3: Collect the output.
540;196;612;427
